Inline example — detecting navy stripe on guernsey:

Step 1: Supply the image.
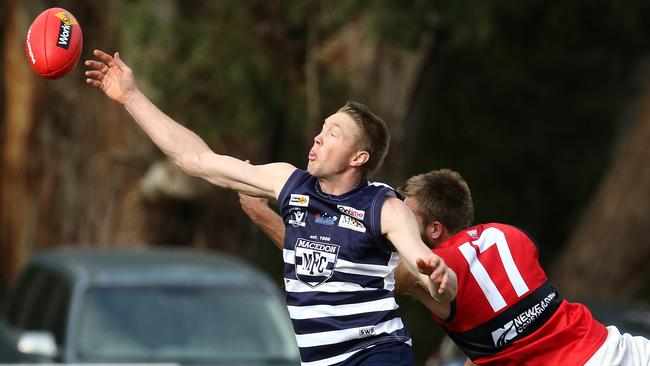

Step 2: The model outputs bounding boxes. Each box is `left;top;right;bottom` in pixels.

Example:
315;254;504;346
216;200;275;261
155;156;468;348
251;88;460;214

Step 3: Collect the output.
286;288;395;307
279;169;411;366
446;281;562;360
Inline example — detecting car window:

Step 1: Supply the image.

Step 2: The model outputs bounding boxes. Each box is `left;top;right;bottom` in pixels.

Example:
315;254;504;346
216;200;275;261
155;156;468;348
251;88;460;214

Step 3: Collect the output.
4;266;46;329
18;268;72;345
43;274;72;345
75;285;299;363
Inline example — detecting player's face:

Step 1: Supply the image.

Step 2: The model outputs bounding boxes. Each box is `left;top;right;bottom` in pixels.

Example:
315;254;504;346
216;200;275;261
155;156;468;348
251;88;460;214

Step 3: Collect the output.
307;112;363;178
404;196;434;247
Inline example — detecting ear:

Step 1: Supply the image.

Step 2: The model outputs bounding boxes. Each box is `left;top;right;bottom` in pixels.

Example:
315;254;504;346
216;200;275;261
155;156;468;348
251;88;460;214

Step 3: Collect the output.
429;221;449;242
350;150;369;167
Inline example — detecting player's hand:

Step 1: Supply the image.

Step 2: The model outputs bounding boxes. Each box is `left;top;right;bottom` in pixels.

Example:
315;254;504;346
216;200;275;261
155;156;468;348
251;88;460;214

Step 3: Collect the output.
85;50;136;104
417;253;452;300
238;193;270;223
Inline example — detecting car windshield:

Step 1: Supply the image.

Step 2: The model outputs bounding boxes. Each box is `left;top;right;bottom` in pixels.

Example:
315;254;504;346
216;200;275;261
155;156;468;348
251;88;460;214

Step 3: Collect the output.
76;285;299;363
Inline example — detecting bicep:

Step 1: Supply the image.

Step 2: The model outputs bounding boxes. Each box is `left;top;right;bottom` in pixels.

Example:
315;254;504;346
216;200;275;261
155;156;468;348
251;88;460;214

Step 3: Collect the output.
195;153;295;199
381;198;432;262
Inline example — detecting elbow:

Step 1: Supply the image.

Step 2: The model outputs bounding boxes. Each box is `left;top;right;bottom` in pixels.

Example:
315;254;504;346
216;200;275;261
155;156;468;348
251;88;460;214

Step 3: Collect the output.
175;153;204;178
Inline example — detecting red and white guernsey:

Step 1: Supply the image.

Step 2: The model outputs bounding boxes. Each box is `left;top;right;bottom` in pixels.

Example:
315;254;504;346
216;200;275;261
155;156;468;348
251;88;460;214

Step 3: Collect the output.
432;223;607;365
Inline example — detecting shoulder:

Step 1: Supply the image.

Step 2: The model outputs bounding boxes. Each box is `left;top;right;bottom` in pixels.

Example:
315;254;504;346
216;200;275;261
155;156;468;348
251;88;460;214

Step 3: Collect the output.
380;195;408;214
379;196;415;234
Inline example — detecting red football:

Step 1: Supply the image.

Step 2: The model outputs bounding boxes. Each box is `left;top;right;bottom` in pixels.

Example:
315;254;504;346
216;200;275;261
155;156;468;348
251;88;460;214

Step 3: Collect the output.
25;7;83;79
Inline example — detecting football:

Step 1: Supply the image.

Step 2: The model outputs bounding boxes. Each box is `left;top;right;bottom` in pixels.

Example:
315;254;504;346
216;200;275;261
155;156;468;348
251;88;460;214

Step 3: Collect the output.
25;7;83;79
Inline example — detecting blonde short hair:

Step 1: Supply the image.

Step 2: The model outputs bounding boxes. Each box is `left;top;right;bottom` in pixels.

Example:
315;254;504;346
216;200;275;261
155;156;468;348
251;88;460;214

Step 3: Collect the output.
338;101;390;178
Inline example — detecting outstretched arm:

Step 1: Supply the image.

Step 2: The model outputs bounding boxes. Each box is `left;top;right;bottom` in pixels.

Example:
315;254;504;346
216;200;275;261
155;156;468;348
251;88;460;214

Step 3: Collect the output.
238;193;285;249
381;197;457;316
85;50;293;199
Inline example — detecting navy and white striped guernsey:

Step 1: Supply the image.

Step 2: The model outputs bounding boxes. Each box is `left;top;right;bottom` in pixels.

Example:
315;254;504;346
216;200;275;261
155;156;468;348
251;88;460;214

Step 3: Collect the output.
278;169;412;366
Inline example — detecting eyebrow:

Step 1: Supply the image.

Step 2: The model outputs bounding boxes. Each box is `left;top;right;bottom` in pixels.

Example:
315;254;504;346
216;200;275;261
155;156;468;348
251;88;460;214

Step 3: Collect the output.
324;118;344;128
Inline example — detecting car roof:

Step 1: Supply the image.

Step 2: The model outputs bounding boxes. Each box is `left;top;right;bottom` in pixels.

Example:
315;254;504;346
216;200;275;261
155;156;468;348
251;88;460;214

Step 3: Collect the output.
28;246;277;290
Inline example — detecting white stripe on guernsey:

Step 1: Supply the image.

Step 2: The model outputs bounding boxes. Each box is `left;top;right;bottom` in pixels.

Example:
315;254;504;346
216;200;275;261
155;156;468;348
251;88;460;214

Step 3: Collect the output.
287;297;399;320
335;258;392;276
295;317;405;348
383;252;400;291
285;278;376;293
300;348;364;366
283;249;296;264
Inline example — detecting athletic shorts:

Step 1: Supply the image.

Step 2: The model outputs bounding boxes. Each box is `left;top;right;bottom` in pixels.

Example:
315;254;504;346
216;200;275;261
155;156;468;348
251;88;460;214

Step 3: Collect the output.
336;342;415;366
585;326;650;365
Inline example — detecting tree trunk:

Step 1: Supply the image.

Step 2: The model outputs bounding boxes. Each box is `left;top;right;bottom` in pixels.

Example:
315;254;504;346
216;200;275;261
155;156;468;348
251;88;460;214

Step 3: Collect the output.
552;62;650;300
0;0;157;288
317;20;444;184
1;1;36;287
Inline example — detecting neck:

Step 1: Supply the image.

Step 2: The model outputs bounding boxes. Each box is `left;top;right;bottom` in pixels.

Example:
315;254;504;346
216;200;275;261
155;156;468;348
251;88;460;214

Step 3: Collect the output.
317;172;364;196
431;232;455;249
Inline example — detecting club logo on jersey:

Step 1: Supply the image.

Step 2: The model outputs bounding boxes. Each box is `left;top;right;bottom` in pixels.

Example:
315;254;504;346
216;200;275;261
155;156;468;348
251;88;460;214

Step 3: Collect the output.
289;194;309;207
336;205;365;220
287;208;307;227
338;214;366;233
491;320;517;347
314;212;337;225
466;229;479;239
54;12;77;50
491;291;557;347
294;239;340;287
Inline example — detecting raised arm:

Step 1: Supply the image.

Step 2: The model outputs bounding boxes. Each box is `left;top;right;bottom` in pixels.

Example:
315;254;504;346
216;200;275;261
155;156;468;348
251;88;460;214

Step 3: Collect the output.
85;49;293;199
238;193;285;249
381;197;457;316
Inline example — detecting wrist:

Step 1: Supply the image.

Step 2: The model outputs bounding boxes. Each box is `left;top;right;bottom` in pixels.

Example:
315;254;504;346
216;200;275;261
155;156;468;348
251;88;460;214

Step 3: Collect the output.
122;88;140;106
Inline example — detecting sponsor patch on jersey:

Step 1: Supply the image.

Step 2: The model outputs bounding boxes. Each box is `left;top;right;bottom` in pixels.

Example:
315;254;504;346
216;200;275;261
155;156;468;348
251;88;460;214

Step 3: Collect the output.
491;291;557;347
288;208;307;227
314;212;337;225
294;238;340;287
358;327;376;337
338;214;366;233
336;205;365;220
289;194;309;207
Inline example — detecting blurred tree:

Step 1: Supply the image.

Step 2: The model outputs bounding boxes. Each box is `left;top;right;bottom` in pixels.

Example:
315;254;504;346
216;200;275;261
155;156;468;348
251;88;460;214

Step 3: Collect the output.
3;0;650;363
552;62;650;301
1;0;35;289
0;0;148;286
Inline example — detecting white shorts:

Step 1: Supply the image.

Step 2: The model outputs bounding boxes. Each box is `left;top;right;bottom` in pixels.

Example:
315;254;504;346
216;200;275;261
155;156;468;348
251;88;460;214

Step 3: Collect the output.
585;326;650;366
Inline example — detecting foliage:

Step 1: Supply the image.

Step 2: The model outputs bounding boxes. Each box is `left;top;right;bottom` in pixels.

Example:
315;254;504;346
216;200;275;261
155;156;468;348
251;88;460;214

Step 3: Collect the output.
96;0;650;362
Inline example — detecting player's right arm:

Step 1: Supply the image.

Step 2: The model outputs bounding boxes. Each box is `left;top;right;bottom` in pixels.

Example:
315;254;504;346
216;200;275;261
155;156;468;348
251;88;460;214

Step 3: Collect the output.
85;49;293;199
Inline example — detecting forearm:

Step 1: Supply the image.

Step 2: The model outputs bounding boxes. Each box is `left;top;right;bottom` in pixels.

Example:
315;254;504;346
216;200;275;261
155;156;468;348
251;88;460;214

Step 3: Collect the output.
399;248;457;303
123;89;211;173
252;206;285;250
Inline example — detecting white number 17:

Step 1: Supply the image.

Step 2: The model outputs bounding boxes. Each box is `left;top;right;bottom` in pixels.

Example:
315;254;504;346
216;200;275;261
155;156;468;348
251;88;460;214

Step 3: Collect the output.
458;227;529;312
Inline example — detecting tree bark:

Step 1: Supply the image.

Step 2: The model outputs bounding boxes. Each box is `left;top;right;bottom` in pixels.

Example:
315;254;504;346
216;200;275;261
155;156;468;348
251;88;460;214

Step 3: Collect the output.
1;1;36;287
317;20;444;184
0;0;157;288
552;62;650;300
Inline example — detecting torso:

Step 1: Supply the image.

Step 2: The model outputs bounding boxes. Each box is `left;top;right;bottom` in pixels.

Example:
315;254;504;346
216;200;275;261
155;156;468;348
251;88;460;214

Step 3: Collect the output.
432;223;607;365
278;169;411;366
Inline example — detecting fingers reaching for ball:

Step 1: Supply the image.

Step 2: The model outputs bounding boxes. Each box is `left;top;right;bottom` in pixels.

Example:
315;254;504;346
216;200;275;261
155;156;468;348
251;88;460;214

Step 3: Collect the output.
84;49;136;104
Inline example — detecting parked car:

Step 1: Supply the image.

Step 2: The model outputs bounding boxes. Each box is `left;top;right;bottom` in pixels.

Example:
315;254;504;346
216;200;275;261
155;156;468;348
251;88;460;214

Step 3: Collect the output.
0;247;300;365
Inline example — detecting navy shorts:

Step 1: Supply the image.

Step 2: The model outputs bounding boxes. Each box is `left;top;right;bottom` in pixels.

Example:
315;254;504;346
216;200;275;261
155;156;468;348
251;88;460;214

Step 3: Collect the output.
337;342;415;366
